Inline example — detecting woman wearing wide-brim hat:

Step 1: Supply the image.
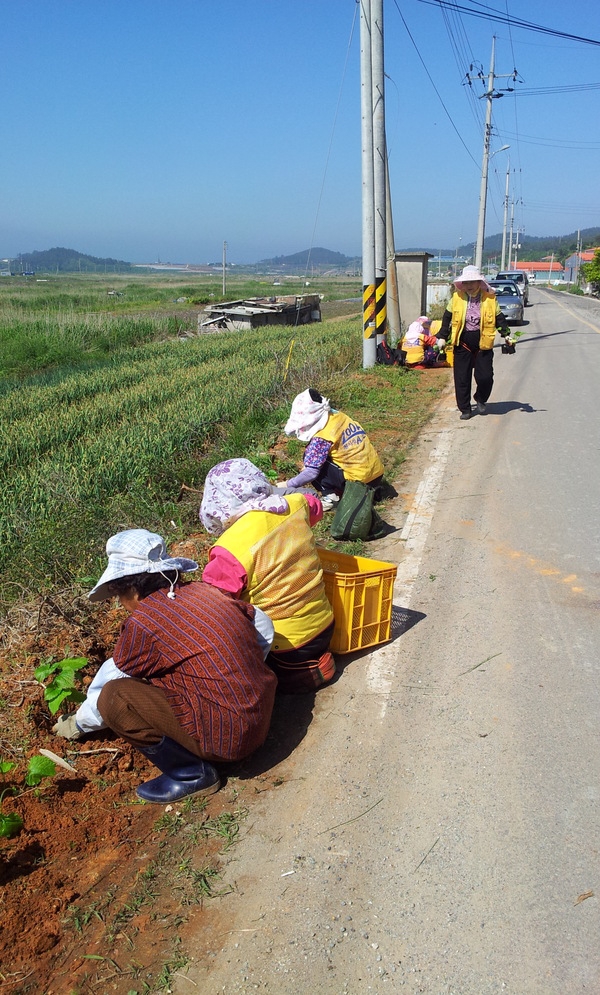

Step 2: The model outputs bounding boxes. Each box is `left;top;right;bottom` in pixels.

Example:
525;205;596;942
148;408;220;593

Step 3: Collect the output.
437;265;512;419
53;529;277;803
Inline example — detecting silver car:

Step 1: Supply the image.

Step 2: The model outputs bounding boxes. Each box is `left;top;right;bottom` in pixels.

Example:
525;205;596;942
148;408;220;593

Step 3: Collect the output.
489;280;525;325
496;270;530;305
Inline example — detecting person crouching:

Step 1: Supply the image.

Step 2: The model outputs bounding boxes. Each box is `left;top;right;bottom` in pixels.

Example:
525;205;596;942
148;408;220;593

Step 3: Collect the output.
54;529;277;803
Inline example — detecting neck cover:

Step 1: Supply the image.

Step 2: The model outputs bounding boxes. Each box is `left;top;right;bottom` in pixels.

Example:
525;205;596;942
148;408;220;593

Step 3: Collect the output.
284;389;331;442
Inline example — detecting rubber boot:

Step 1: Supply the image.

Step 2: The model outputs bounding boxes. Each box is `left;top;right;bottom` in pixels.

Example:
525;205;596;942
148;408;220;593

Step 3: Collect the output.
136;736;220;803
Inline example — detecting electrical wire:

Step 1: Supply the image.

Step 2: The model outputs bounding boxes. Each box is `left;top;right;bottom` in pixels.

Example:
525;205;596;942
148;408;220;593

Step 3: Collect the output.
501;130;600;150
516;82;600;96
301;1;359;287
391;0;480;169
417;0;600;47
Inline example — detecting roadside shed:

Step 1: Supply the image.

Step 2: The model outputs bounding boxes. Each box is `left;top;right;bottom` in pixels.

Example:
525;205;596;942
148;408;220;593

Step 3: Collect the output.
200;294;321;332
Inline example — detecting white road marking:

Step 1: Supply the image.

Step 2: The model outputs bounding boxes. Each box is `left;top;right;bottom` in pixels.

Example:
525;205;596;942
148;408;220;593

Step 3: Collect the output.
366;428;453;714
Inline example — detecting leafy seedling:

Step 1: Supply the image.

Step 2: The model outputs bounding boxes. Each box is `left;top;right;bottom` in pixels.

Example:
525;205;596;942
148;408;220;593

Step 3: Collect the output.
34;656;87;715
0;754;57;838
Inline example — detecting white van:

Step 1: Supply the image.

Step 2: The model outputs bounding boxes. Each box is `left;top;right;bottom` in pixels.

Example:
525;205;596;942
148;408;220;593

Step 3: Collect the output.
496;271;530;306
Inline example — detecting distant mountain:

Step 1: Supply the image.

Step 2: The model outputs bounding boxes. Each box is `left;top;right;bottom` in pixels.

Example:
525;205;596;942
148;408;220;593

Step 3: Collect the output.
254;247;360;273
422;227;600;264
13;247;132;273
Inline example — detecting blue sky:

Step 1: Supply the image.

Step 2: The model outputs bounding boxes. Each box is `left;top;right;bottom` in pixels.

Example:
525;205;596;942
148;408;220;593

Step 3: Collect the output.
1;1;599;264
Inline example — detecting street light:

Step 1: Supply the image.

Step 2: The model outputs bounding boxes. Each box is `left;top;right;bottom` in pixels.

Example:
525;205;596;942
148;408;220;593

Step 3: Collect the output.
474;143;510;272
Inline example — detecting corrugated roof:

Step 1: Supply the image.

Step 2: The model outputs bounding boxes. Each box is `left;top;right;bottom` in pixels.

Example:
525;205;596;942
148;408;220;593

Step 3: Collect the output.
513;261;564;272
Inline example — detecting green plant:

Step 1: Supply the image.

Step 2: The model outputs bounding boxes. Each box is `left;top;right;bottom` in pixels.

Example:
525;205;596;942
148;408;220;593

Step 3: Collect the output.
34;656;87;714
0;754;57;838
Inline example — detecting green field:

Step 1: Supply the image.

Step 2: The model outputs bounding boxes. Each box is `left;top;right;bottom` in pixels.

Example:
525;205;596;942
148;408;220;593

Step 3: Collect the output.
0;274;447;608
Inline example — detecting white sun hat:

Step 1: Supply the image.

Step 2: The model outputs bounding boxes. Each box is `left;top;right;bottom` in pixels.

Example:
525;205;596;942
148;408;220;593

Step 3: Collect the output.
88;529;198;603
454;265;491;292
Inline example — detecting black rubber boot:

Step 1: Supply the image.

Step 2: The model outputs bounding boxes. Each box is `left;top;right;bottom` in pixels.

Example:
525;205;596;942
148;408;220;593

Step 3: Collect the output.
136;736;220;803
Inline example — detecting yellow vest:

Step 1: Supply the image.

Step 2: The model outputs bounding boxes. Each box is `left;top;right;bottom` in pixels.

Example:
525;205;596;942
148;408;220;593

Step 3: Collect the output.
448;291;499;350
214;493;333;653
317;411;384;483
401;335;427;365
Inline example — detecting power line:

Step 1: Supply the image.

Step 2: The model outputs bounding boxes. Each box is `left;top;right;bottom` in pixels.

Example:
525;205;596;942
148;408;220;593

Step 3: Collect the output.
417;0;600;47
501;130;600;150
516;83;600;96
391;0;480;168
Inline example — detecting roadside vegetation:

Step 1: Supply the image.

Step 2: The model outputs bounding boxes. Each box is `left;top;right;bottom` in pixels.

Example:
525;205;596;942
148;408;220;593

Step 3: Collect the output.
0;272;450;993
0;272;446;608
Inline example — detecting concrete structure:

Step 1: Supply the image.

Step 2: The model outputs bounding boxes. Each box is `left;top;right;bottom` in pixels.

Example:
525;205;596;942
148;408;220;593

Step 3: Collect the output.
393;251;432;329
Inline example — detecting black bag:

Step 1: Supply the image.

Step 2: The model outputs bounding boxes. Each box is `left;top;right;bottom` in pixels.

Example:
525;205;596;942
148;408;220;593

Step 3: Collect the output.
376;341;406;367
330;481;388;541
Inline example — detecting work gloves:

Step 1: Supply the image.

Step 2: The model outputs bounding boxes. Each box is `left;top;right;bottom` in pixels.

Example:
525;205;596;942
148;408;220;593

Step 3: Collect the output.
52;714;83;740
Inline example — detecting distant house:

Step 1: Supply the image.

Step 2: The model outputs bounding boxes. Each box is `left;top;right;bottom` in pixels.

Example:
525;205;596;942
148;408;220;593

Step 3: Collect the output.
511;260;565;282
563;248;600;282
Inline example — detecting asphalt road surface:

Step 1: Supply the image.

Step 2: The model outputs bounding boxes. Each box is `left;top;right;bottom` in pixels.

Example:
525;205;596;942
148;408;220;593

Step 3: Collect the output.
175;287;600;995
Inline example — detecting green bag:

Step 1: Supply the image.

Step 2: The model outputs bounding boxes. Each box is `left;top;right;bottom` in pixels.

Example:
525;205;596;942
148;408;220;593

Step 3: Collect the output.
330;480;387;541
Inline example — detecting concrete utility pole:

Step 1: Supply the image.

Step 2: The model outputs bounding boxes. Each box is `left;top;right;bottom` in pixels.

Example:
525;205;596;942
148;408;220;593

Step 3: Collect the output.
371;0;387;347
507;199;515;270
501;158;510;271
360;0;376;367
385;153;401;345
472;38;516;271
512;228;523;266
222;241;227;296
360;0;387;367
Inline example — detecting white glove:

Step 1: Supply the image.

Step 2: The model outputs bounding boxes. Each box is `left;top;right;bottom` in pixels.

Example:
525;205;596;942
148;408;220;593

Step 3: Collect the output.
52;714;83;740
436;338;446;348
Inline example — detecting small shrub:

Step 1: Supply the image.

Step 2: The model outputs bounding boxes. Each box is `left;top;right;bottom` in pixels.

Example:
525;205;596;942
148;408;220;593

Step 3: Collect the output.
34;656;87;715
0;754;57;838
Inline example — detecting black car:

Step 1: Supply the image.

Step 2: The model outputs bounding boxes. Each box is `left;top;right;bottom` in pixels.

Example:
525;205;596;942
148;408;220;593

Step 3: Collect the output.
489;279;525;325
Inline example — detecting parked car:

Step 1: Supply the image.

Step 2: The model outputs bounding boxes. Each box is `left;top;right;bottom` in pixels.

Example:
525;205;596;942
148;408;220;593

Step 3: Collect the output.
489;280;525;325
495;270;530;305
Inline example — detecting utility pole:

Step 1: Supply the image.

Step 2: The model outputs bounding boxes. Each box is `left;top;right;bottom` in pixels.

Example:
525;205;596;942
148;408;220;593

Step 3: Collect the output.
512;227;523;266
385;152;401;345
474;38;496;272
222;241;227;297
501;158;510;271
371;0;387;346
360;0;376;367
507;199;515;270
470;38;517;271
360;0;387;367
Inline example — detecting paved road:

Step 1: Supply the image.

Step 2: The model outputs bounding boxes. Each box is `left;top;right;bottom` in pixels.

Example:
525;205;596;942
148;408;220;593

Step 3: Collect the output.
175;287;600;995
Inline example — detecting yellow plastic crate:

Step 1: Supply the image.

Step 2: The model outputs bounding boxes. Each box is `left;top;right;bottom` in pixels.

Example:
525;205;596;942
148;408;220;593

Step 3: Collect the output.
318;548;398;654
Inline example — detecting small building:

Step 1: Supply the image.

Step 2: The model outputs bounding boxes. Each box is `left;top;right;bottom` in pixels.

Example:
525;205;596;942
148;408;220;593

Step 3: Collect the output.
200;294;321;332
563;249;600;283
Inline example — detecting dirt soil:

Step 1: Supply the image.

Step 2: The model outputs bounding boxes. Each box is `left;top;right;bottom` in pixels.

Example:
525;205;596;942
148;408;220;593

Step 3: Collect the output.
0;369;450;995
